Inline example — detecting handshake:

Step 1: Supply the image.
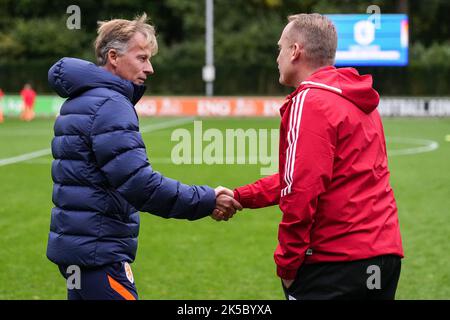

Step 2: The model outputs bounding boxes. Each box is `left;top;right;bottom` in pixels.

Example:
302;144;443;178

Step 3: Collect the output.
212;186;243;221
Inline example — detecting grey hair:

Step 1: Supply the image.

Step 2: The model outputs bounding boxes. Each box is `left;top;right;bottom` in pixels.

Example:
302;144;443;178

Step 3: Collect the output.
94;13;158;66
287;13;337;67
97;40;129;65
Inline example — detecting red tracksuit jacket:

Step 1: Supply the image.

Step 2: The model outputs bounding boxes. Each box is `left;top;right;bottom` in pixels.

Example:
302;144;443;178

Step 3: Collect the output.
234;66;404;279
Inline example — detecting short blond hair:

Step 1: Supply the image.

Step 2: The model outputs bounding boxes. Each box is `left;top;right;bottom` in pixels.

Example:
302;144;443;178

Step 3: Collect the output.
94;13;158;66
287;13;337;67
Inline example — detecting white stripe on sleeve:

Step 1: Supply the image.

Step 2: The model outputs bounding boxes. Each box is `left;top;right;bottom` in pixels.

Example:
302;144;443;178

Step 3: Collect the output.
281;89;310;197
283;92;302;195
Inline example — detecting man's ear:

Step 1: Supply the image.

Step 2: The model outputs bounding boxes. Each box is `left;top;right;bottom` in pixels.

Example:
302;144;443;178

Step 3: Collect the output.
107;49;119;67
291;43;302;62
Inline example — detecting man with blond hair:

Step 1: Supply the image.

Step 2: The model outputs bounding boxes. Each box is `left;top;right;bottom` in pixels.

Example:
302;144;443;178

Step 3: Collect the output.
46;13;240;300
217;13;404;300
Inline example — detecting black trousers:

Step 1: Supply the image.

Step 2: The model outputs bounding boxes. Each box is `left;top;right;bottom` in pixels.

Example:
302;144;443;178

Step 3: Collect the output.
282;255;402;300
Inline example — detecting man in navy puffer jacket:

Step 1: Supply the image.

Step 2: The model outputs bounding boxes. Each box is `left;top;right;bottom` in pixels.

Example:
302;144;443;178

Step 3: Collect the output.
46;14;241;300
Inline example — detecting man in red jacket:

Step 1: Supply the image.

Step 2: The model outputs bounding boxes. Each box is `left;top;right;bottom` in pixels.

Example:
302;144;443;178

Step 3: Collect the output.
214;13;403;300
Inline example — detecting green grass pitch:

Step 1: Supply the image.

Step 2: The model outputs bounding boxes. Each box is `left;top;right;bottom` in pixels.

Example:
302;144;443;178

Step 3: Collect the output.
0;116;449;299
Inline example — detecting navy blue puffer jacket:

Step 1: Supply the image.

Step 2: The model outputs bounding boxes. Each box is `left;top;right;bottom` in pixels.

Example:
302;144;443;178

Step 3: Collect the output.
46;58;216;267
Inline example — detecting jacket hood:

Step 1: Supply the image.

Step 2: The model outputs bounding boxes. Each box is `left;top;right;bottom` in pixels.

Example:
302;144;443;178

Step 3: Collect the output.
48;57;146;105
296;66;380;114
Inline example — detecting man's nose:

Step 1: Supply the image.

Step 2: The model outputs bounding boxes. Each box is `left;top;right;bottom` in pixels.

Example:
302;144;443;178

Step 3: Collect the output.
144;61;154;75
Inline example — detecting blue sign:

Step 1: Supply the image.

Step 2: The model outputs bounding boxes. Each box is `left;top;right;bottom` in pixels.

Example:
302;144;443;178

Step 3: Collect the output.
326;14;409;66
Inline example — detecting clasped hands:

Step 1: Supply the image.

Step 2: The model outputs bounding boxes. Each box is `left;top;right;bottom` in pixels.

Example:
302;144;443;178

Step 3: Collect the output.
211;186;242;221
211;187;293;287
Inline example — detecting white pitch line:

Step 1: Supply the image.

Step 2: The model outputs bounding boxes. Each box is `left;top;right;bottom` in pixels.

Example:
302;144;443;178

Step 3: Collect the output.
22;156;263;165
0;130;53;136
387;137;439;156
0;148;52;167
140;117;195;133
0;117;196;167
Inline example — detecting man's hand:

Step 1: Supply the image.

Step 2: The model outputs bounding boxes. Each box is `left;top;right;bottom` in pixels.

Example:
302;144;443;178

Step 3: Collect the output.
210;207;235;221
282;278;294;289
210;186;242;221
210;208;227;221
213;194;242;221
214;186;234;198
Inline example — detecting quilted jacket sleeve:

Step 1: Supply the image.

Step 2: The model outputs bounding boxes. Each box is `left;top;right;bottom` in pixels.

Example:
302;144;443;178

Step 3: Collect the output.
91;96;216;220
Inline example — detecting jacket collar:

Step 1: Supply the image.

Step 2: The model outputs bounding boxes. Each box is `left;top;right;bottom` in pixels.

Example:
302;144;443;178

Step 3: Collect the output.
48;57;147;105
